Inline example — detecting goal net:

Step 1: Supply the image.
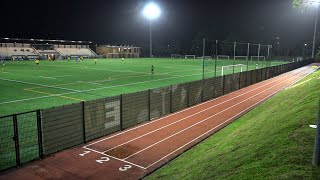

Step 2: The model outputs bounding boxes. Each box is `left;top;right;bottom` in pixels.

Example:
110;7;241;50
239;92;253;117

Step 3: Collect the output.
217;55;230;60
197;56;212;60
250;56;265;61
185;55;196;59
171;54;182;58
234;56;248;61
221;64;245;76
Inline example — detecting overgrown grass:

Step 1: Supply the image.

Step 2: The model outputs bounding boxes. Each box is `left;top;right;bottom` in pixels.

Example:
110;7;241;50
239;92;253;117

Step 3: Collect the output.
146;69;320;179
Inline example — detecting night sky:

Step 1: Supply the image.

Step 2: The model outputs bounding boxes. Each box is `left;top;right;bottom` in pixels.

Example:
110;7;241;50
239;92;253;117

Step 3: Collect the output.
1;0;318;51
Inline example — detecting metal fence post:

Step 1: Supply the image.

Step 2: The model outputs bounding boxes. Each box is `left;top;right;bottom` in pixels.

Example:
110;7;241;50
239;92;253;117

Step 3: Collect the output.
170;85;173;113
187;82;190;107
148;89;151;121
12;114;20;166
222;75;225;95
82;101;86;144
313;98;320;166
36;110;44;159
120;94;123;131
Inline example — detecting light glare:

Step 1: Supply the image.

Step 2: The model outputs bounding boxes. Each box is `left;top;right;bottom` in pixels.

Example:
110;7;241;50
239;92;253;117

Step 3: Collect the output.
143;2;161;20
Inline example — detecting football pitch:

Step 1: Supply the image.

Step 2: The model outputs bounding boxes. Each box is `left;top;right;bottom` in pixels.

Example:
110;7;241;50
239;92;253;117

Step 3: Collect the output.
0;58;287;116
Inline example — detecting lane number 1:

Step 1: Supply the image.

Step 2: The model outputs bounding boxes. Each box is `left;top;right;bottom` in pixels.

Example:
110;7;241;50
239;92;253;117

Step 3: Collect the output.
79;151;91;156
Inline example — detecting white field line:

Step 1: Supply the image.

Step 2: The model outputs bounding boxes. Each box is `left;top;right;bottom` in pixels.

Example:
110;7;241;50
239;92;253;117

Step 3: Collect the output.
0;72;9;73
0;77;81;93
100;69;301;153
52;75;72;78
144;69;312;169
77;81;102;85
82;146;146;169
122;70;308;160
39;76;57;79
0;66;307;106
83;68;305;148
0;71;208;105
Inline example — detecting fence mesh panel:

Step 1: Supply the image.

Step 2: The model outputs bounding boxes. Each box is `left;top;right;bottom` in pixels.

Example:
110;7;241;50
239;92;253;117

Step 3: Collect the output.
251;70;257;84
232;73;240;91
189;80;203;106
122;90;149;129
150;86;171;120
224;74;233;94
17;112;38;164
42;103;84;155
0;116;16;171
172;83;189;112
256;69;262;82
213;76;224;98
85;96;121;142
240;72;247;88
246;70;252;86
203;78;214;101
261;68;266;81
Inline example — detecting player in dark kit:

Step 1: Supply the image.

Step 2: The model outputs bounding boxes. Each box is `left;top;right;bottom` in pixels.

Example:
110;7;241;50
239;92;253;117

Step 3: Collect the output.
151;65;154;74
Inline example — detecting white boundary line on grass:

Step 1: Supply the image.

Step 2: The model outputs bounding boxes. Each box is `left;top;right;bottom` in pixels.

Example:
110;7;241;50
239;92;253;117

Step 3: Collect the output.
0;71;213;105
122;69;308;160
144;69;312;169
83;67;306;148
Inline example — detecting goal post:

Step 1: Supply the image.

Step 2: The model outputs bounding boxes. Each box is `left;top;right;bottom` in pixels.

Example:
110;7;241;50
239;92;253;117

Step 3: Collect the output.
185;55;196;59
221;64;245;76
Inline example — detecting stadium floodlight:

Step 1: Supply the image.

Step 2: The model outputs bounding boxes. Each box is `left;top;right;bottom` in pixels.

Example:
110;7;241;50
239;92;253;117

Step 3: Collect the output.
142;2;161;57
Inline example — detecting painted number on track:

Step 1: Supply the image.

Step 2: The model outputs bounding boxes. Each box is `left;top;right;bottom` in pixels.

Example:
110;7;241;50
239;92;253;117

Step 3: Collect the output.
96;157;110;164
119;165;132;172
79;151;91;156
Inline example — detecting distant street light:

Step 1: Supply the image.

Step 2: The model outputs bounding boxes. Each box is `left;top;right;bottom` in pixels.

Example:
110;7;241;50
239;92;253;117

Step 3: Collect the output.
142;2;161;57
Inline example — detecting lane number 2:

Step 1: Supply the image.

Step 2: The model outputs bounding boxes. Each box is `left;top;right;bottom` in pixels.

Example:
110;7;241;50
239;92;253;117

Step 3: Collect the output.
119;165;132;172
96;157;110;164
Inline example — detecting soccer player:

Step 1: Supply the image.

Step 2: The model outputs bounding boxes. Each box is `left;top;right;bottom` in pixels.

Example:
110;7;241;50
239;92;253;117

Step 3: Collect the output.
76;57;79;63
94;59;97;64
35;59;40;66
1;57;5;66
151;65;154;74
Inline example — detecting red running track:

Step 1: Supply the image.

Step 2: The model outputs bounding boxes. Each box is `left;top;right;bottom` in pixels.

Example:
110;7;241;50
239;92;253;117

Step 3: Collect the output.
0;65;315;180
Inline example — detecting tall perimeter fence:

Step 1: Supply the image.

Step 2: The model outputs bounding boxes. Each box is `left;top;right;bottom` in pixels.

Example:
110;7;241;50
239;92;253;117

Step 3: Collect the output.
0;59;314;172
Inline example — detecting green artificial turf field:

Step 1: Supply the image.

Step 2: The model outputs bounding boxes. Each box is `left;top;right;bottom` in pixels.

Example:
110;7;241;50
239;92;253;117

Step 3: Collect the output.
0;58;287;116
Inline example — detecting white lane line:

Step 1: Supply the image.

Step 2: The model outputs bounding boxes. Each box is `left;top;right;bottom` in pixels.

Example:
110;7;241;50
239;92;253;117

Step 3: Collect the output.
122;70;307;160
39;76;57;79
83;146;146;169
144;70;312;169
99;70;300;152
83;67;306;148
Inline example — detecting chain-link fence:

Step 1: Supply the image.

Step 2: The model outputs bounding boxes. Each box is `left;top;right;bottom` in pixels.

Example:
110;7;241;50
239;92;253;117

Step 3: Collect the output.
0;59;313;172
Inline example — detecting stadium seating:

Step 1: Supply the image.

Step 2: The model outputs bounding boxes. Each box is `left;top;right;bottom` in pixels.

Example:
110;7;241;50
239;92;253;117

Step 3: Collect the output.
55;47;97;57
0;47;38;58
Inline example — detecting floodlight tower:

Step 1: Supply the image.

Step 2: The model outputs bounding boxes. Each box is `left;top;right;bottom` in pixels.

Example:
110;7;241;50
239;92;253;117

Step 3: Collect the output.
143;2;161;57
311;0;320;58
